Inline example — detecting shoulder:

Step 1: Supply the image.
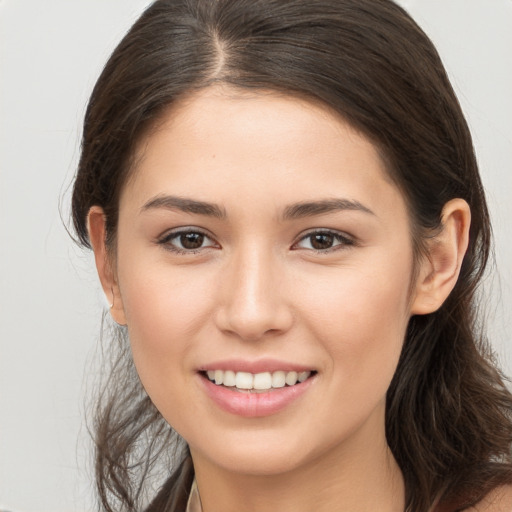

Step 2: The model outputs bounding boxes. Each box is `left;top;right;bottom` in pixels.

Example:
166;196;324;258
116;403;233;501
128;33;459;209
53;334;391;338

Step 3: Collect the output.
467;486;512;512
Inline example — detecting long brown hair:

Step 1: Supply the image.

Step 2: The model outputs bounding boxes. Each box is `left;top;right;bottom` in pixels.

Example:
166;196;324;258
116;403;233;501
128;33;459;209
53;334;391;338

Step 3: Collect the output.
71;1;512;510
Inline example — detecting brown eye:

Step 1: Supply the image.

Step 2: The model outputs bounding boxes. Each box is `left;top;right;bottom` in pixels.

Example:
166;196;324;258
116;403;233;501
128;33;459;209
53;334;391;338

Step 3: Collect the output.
180;232;204;249
294;230;354;252
158;229;217;253
310;233;335;250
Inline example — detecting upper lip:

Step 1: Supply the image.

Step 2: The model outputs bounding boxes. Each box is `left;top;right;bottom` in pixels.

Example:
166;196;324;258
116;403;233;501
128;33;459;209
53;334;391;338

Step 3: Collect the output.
198;359;315;374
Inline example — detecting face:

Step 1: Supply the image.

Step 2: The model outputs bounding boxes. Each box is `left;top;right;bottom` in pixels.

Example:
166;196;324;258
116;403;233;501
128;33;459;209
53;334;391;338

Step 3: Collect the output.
111;87;421;477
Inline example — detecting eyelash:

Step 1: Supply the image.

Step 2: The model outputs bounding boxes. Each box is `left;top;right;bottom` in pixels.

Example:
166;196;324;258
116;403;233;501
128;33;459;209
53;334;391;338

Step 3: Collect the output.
156;228;355;255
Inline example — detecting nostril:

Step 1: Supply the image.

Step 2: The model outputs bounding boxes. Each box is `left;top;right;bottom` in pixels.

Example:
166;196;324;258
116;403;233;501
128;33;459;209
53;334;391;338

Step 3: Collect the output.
214;303;294;342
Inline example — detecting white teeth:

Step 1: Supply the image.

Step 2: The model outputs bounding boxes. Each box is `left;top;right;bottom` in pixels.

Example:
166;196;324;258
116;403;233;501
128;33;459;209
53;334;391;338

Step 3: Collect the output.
235;372;253;389
298;371;309;383
272;371;286;388
285;371;298;386
223;370;236;387
253;372;272;390
206;369;312;390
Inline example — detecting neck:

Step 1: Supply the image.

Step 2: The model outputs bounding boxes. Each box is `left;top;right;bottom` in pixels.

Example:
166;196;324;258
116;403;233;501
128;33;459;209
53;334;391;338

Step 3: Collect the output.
190;405;405;512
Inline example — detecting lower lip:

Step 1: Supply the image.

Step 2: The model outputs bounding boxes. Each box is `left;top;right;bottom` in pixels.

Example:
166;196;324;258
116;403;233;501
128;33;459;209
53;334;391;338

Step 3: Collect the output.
200;374;315;418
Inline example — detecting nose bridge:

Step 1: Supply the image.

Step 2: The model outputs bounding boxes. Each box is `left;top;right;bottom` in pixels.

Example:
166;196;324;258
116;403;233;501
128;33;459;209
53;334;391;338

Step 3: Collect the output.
216;241;291;340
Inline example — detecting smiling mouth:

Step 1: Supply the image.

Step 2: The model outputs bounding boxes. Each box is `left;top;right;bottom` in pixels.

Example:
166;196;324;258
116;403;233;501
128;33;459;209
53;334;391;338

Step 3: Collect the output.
203;369;315;393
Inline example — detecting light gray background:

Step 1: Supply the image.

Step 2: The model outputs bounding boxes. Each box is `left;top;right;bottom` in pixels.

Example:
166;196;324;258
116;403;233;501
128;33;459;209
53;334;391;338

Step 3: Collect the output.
1;1;511;510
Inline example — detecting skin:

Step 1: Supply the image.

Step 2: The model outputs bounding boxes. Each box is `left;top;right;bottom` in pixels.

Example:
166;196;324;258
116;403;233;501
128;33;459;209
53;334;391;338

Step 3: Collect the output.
471;487;512;512
89;87;472;512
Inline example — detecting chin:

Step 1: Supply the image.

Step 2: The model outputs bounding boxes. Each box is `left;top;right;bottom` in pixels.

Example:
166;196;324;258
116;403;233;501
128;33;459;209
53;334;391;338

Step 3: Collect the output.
187;423;339;478
199;446;313;477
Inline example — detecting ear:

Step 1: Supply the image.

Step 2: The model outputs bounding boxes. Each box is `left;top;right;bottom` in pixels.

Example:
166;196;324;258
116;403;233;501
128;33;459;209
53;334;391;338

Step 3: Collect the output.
411;198;471;315
87;206;127;325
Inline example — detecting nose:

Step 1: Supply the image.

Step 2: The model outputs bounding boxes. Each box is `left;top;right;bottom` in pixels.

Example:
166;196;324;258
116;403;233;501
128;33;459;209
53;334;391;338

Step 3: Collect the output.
214;245;294;341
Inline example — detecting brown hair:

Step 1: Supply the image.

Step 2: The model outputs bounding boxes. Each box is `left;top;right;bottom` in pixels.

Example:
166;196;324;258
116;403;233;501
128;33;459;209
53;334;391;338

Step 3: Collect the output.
71;1;512;510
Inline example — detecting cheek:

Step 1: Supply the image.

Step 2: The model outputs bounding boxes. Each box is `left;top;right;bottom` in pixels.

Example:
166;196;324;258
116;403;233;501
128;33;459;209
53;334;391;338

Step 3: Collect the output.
297;254;413;389
114;251;218;405
118;255;214;345
116;266;216;437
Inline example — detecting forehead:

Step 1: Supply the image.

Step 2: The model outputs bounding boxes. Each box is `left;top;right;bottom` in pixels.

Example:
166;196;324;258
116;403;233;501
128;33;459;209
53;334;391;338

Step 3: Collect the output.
121;86;405;218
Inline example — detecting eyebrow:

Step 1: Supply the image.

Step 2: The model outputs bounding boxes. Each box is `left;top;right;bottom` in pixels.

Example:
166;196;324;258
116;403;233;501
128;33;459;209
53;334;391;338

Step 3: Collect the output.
141;195;226;219
282;199;374;220
141;195;374;220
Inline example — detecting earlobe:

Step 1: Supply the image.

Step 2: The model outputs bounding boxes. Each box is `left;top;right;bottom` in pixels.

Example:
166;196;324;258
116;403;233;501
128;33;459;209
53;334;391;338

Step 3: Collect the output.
411;198;471;315
87;206;127;325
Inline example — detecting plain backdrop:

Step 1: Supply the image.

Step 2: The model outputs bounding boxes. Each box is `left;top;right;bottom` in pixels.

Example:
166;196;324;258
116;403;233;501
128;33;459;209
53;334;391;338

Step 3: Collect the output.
0;1;511;510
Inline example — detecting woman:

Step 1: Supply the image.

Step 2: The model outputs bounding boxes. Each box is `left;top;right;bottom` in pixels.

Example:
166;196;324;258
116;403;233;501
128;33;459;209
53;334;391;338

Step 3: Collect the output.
71;0;512;511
